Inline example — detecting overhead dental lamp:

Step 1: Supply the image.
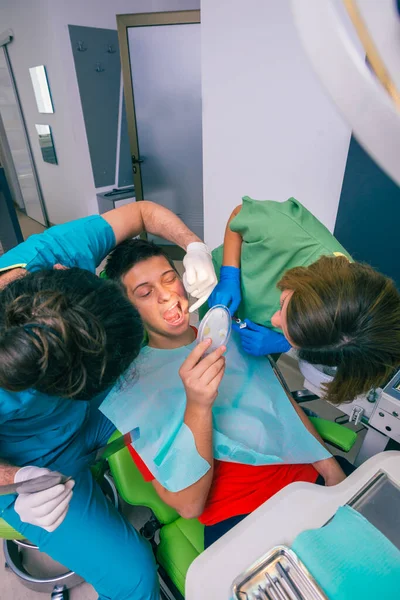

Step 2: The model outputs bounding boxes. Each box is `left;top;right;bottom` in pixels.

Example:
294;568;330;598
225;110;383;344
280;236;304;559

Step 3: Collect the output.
291;0;400;186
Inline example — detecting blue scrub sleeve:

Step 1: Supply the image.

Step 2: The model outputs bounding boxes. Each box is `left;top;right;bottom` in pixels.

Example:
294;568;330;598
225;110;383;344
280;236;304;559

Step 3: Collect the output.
0;215;116;275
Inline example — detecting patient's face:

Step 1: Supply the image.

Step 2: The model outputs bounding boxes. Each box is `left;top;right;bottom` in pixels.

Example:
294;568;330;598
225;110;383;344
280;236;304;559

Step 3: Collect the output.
122;256;190;337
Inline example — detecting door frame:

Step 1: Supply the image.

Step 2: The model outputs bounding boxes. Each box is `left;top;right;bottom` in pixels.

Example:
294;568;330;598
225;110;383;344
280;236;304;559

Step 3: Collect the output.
116;11;201;260
0;35;49;227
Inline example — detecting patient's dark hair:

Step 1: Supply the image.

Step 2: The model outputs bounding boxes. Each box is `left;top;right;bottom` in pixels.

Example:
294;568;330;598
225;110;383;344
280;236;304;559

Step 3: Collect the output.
278;256;400;405
0;268;143;399
105;238;176;281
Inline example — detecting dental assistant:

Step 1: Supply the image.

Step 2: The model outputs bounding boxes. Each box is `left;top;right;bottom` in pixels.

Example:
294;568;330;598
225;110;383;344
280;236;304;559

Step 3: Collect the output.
0;201;217;600
208;197;400;405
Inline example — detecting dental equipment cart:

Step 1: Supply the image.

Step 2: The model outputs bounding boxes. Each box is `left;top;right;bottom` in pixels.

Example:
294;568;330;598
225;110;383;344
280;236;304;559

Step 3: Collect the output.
300;365;400;465
186;451;400;599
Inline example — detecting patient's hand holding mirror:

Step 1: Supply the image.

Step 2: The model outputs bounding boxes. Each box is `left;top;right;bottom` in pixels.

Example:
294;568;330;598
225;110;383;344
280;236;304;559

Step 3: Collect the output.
197;304;231;355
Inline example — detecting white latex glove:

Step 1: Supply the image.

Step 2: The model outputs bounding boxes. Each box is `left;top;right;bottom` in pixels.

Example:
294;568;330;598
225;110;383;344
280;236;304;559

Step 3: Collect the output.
183;242;217;313
14;466;75;532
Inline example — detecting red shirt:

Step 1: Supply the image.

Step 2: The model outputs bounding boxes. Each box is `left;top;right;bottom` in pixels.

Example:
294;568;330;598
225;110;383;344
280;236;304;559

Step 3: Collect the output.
199;460;318;525
128;445;318;526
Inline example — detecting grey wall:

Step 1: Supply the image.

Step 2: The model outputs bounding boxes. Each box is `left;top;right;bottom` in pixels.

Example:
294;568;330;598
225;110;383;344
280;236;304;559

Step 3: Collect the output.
334;137;400;289
69;25;133;189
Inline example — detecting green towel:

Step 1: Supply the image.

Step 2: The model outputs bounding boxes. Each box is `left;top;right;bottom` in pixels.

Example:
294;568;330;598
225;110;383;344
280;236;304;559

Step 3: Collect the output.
292;505;400;600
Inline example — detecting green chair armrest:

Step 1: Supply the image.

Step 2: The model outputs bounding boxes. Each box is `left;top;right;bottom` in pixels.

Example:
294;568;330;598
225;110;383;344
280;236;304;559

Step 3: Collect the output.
310;417;357;452
107;431;178;525
157;518;204;597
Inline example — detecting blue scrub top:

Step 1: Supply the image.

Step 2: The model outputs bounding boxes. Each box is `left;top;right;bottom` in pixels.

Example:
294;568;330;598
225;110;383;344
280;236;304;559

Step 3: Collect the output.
0;388;90;468
0;215;116;510
0;215;115;275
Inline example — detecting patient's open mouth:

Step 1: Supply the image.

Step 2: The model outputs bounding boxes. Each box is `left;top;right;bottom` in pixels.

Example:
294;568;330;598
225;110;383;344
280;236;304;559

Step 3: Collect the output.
163;301;185;326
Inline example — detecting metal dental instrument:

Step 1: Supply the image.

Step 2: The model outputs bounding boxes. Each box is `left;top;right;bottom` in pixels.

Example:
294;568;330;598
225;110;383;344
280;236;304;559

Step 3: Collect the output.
273;577;291;600
0;473;71;496
232;546;327;600
287;567;321;600
233;317;247;329
257;585;272;600
0;428;140;496
276;563;303;600
277;577;299;600
264;574;281;600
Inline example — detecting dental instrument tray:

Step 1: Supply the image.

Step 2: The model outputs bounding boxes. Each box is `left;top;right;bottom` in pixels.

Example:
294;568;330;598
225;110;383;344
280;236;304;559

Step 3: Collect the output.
232;545;327;600
232;471;400;599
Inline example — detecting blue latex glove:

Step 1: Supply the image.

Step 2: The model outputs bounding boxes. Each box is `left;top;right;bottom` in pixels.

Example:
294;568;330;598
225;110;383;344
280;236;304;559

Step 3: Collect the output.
232;319;291;356
208;266;241;316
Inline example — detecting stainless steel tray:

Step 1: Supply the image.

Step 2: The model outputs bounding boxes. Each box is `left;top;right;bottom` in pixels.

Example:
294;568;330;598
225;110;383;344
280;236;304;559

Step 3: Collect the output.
232;469;400;599
346;470;400;550
232;545;327;600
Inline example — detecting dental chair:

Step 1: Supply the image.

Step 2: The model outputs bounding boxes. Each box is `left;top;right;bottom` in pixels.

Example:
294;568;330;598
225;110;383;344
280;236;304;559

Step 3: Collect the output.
107;412;358;600
0;421;356;600
0;360;358;600
106;358;358;599
108;430;203;600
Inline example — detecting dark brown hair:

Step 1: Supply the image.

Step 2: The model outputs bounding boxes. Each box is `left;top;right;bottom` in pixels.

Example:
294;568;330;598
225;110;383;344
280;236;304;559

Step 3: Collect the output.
278;256;400;404
0;268;143;399
105;238;176;281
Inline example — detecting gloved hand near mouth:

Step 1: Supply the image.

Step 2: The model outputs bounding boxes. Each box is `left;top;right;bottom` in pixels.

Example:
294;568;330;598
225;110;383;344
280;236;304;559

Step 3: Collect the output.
183;243;218;313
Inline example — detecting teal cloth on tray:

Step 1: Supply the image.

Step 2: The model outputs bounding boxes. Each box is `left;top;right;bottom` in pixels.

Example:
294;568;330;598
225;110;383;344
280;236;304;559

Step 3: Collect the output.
292;504;400;600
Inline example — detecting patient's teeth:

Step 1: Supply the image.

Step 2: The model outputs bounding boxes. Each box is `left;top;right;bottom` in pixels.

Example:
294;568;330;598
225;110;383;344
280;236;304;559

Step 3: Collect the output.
163;301;183;325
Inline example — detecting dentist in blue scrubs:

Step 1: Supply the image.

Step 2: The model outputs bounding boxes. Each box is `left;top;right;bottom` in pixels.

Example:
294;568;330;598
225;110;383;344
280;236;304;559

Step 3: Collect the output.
0;201;217;600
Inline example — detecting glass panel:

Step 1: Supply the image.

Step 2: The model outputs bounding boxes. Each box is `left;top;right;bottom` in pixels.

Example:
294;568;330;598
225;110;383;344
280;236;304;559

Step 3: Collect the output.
29;66;54;114
128;23;203;241
0;50;47;225
35;124;57;165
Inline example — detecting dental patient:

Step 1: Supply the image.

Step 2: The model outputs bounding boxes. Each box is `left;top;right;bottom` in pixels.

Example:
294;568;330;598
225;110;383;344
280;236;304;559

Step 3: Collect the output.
102;240;349;547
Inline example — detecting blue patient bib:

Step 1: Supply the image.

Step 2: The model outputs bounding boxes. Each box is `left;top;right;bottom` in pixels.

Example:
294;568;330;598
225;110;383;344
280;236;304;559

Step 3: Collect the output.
101;333;330;491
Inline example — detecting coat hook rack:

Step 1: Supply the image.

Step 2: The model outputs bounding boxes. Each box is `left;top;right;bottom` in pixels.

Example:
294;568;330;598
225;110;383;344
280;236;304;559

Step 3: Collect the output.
77;41;87;52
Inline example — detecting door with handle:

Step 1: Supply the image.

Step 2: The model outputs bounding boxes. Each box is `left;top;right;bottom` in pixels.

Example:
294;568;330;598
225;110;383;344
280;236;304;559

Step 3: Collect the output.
118;11;203;253
131;154;144;172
